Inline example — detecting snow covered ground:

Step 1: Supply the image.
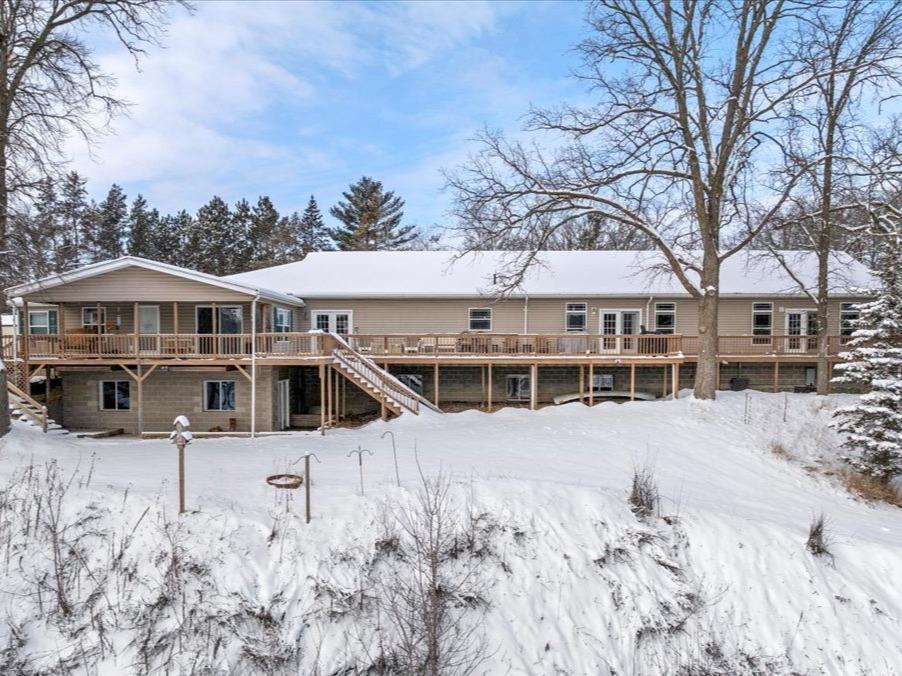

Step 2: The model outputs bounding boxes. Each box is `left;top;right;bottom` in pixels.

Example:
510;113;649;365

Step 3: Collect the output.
0;391;900;674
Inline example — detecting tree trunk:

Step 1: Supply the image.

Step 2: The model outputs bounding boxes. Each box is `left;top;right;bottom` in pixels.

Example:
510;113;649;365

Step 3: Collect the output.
816;249;831;394
694;253;720;399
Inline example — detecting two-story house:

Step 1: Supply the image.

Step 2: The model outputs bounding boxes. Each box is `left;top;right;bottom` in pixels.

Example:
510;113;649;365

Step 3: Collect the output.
1;250;873;436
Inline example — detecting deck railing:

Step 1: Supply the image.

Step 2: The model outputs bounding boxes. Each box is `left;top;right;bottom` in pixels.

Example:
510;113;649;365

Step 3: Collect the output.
0;332;854;361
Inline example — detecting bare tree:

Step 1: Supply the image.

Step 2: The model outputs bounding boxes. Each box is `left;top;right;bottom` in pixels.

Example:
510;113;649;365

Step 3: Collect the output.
0;0;188;286
762;2;902;394
447;1;842;399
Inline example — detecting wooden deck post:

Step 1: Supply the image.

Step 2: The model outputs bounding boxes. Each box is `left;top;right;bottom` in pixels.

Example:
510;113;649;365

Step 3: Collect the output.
434;363;440;406
672;363;680;399
326;363;332;426
662;364;667;398
133;302;139;356
487;362;492;412
44;364;50;408
58;304;65;354
629;363;635;401
211;302;218;357
319;364;325;435
579;366;585;404
773;361;780;393
137;363;143;436
589;363;594;406
173;302;179;337
22;299;30;367
530;363;538;410
827;361;834;394
481;365;486;410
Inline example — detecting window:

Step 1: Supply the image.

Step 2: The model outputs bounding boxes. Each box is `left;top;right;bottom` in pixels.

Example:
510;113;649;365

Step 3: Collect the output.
82;307;106;331
396;374;423;395
593;373;614;391
565;303;588;332
840;302;860;337
468;308;492;331
273;307;293;333
204;381;236;411
28;309;58;335
506;374;530;401
99;380;130;410
654;303;676;334
751;303;773;343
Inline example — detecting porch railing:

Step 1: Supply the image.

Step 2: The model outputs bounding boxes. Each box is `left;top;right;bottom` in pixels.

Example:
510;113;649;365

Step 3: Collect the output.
0;332;854;361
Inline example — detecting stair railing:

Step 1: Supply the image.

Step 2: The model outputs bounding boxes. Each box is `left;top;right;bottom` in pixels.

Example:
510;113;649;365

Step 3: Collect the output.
7;381;48;433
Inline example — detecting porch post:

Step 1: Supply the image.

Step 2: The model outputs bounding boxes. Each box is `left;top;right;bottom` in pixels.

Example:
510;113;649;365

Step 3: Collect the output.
481;365;486;410
827;361;833;394
672;363;679;399
487;362;492;412
319;363;326;435
250;297;257;439
579;365;584;404
95;301;101;357
133;302;139;357
530;363;537;410
211;302;218;357
773;361;779;393
22;300;30;365
44;364;50;407
662;364;667;398
630;363;635;401
326;363;332;426
434;363;439;406
137;363;144;436
173;302;179;336
588;363;594;406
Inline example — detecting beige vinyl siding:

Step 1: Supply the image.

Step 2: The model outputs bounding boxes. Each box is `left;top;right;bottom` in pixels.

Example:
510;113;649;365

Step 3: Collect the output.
717;298;853;335
56;301;254;334
22;267;254;303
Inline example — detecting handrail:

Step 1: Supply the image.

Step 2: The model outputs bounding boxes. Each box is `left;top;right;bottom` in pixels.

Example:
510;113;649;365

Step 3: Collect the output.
7;380;48;433
330;332;442;414
333;349;418;414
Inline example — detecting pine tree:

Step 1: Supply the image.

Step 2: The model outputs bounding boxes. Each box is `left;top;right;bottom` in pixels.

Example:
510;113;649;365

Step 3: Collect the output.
127;194;159;259
57;171;88;267
247;196;280;268
148;213;184;266
328;176;416;250
832;231;902;484
194;196;235;275
30;178;61;278
298;195;332;255
164;210;196;268
83;184;128;262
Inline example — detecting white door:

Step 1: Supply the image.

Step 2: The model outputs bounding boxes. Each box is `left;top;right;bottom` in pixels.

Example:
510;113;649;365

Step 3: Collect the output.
599;310;641;354
312;311;352;336
277;379;290;430
785;310;817;353
138;305;160;353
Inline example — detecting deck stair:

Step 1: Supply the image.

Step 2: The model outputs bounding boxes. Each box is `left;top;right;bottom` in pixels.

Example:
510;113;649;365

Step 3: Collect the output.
329;334;442;416
7;381;68;434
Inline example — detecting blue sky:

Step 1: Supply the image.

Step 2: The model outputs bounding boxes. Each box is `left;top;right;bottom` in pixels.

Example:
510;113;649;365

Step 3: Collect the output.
70;1;588;235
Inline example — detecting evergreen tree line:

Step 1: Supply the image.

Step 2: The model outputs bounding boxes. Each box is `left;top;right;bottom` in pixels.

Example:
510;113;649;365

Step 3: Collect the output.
7;173;435;280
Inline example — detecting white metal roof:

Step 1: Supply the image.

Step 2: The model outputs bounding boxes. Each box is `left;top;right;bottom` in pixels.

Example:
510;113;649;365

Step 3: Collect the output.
6;256;304;306
226;250;877;299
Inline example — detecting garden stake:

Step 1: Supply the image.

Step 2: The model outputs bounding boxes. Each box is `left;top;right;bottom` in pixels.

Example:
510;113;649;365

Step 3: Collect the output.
304;452;321;523
347;445;374;496
381;430;401;487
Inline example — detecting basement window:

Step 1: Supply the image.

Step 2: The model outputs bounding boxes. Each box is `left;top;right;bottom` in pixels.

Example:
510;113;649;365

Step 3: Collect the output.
204;380;236;411
99;380;130;411
593;373;614;391
506;374;531;401
654;303;676;334
468;308;492;331
396;374;423;396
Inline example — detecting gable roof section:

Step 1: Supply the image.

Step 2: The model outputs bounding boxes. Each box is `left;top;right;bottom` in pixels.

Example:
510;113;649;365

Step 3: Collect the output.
6;256;304;306
226;250;877;299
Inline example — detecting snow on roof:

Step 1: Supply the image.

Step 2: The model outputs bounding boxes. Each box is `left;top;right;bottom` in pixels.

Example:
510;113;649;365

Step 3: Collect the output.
226;250;876;298
6;256;303;306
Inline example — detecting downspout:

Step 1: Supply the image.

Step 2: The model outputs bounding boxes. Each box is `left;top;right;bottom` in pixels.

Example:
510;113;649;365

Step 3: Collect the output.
523;294;529;333
251;295;258;439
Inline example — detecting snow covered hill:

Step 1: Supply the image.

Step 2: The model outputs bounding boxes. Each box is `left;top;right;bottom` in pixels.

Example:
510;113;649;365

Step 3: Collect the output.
0;391;899;675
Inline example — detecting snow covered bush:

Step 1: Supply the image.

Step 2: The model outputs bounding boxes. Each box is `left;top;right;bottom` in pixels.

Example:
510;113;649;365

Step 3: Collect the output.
630;464;659;519
832;233;902;485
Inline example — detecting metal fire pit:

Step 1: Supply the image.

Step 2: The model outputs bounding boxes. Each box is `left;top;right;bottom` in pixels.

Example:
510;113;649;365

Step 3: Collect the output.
266;473;303;490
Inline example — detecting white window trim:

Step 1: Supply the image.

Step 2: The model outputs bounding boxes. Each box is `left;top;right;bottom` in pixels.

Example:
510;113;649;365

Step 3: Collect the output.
273;306;293;333
506;374;531;401
311;310;354;333
98;380;131;411
468;307;493;332
840;302;860;336
138;305;160;334
751;302;773;338
564;302;588;333
653;302;676;334
203;380;237;411
195;305;244;333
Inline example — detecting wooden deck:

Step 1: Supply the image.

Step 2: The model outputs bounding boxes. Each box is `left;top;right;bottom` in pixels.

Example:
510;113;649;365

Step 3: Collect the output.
0;332;850;365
